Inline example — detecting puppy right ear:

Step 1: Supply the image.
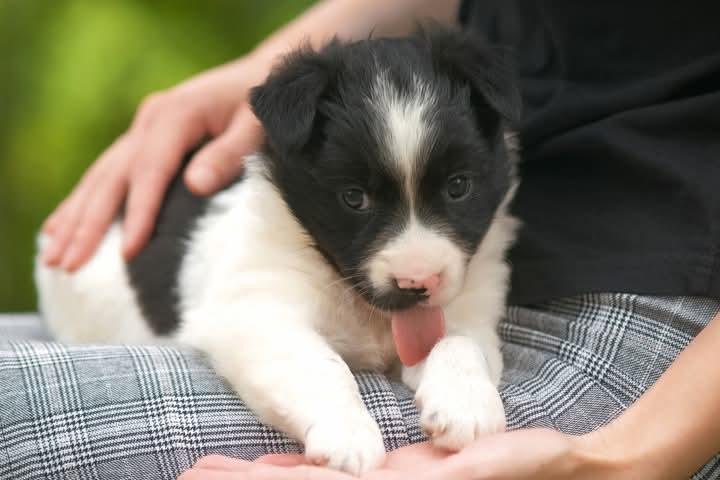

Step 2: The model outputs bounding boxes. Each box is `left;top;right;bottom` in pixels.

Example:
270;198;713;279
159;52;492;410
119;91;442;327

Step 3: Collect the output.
250;45;335;157
425;27;522;129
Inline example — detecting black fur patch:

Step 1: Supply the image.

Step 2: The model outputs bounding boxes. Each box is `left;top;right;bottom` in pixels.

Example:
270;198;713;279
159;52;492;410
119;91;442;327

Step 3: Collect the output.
126;151;211;335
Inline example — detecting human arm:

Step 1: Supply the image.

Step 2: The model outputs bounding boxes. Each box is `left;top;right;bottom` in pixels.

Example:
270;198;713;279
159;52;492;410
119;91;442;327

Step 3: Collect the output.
179;311;720;479
583;309;720;478
43;0;461;271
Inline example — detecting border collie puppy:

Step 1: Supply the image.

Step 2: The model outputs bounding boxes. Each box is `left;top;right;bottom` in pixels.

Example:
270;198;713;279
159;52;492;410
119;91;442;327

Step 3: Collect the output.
35;28;520;476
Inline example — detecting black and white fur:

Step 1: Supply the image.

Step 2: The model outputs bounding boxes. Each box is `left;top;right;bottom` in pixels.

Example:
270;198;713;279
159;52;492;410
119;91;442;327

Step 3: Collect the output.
35;29;520;475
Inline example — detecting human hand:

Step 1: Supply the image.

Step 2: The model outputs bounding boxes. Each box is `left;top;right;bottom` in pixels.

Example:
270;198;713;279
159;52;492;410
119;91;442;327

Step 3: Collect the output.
177;442;450;480
178;429;628;480
42;55;267;271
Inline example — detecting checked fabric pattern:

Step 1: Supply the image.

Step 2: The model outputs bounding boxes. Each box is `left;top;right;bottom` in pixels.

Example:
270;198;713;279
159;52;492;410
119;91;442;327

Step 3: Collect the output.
1;293;719;479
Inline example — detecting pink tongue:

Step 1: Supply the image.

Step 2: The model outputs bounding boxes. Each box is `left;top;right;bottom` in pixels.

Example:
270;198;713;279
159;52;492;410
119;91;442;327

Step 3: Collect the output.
391;306;445;367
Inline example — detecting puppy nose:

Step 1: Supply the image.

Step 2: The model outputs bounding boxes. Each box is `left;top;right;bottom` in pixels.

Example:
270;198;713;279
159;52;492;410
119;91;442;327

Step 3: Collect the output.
395;274;441;293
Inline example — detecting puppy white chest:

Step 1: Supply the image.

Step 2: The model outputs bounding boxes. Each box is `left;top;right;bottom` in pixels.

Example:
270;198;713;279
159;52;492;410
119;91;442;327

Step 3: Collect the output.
316;292;397;373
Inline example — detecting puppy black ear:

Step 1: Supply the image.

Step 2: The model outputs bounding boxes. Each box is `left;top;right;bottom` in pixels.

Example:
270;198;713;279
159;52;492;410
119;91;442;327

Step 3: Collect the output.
249;45;334;156
426;27;522;128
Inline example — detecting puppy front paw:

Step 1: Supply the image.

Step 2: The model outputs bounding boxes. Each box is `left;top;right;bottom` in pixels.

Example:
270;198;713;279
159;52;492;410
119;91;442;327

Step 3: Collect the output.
416;377;505;451
304;410;385;476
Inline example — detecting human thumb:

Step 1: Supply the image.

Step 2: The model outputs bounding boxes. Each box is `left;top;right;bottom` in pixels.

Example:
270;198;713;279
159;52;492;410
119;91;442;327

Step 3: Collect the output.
185;106;264;196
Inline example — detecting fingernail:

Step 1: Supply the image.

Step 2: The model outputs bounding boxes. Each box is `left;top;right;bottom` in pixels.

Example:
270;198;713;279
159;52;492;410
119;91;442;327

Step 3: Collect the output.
187;166;218;194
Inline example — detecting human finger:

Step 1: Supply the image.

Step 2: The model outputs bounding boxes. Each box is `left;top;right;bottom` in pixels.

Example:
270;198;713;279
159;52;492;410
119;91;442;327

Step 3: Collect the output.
42;142;111;235
41;169;106;267
238;463;355;480
41;198;86;266
177;468;249;480
121;114;206;260
41;153;109;264
254;454;306;466
192;455;254;471
59;167;128;271
179;462;355;480
184;106;263;196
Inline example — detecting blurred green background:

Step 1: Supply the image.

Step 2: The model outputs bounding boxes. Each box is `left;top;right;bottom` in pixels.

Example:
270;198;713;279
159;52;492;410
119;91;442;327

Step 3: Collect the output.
0;0;315;311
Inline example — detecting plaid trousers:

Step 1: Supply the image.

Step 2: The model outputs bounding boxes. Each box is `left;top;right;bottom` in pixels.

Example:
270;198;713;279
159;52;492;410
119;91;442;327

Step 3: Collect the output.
1;293;719;479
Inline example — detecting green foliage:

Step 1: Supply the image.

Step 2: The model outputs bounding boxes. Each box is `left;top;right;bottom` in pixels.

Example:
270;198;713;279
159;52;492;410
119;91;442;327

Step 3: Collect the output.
0;0;315;311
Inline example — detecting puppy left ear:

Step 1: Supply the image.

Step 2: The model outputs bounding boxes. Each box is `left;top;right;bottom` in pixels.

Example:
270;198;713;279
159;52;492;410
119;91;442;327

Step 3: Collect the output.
426;28;522;128
250;45;335;156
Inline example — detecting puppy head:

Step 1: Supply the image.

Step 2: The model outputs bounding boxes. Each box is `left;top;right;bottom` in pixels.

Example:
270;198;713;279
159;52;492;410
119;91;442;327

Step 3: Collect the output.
250;28;520;311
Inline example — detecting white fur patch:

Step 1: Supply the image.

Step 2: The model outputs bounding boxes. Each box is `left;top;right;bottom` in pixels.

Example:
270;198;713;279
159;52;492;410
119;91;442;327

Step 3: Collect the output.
35;225;155;344
370;73;437;205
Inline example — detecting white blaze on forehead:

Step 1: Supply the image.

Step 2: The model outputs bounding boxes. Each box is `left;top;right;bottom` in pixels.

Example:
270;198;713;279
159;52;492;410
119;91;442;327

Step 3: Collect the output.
370;73;437;206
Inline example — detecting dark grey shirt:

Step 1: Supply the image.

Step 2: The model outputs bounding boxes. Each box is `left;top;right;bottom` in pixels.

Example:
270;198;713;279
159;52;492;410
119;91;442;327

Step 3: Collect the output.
460;0;720;304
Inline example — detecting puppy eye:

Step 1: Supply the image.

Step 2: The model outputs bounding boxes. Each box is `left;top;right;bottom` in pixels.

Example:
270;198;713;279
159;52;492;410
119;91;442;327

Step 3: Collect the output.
446;175;472;200
340;188;371;211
